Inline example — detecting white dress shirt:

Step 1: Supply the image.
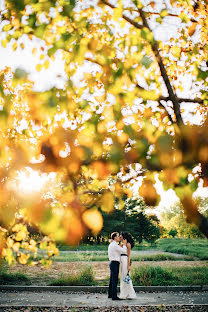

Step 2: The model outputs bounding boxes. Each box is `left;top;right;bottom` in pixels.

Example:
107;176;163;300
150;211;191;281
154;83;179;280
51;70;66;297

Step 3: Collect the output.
108;241;127;262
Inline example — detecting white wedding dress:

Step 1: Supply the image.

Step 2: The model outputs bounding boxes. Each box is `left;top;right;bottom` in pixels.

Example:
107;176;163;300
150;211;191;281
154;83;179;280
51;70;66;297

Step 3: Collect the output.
119;253;137;299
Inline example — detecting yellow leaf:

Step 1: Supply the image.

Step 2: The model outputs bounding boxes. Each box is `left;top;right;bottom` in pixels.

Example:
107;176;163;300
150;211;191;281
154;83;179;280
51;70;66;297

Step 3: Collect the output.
171;46;181;59
44;60;50;69
12;242;20;252
160;9;168;18
12;42;17;51
113;0;123;21
179;12;190;23
100;192;114;213
82;209;103;233
2;248;15;265
139;179;160;206
40;54;45;60
1;39;8;48
36;64;42;71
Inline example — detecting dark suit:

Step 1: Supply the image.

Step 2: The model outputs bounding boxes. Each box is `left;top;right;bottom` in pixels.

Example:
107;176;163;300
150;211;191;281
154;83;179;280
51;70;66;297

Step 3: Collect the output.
108;260;119;299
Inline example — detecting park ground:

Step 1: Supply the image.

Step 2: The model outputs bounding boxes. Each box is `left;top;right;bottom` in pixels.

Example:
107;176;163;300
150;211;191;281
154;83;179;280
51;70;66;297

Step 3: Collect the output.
1;238;208;311
1;238;208;287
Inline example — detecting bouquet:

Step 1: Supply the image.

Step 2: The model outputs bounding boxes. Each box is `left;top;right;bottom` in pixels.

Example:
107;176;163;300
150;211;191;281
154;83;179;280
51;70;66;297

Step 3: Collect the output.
123;271;131;284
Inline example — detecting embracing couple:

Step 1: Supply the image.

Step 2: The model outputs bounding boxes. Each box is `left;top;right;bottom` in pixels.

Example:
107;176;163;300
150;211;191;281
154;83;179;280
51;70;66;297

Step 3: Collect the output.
108;232;136;300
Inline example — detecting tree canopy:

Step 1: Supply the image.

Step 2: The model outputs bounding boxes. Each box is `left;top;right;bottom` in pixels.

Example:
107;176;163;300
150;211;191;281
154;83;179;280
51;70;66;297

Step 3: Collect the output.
0;0;208;264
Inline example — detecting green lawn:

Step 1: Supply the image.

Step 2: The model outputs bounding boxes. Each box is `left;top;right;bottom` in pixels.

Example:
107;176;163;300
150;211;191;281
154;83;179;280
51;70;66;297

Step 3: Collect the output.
35;238;207;262
58;242;154;251
157;238;208;260
33;251;193;262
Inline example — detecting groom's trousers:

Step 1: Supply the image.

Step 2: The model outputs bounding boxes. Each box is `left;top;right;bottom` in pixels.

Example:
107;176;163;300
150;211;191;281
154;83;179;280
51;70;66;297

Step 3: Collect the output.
108;260;119;299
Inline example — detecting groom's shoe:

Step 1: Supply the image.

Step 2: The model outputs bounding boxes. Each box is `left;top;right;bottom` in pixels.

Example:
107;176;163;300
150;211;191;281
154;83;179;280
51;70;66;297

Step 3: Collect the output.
112;297;122;300
108;296;112;298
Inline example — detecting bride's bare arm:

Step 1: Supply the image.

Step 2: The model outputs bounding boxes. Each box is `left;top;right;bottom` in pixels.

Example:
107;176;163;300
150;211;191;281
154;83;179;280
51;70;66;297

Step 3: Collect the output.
127;243;131;271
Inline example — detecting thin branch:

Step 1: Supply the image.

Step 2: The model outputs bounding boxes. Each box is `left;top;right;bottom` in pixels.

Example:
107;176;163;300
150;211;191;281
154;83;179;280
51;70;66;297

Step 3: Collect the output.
123;7;198;23
101;0;143;29
82;190;105;195
135;84;203;105
159;101;174;123
85;57;103;66
144;11;197;23
159;96;204;104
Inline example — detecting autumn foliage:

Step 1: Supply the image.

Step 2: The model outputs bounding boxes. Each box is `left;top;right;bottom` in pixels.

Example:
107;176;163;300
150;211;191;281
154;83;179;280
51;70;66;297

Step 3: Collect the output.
0;0;208;265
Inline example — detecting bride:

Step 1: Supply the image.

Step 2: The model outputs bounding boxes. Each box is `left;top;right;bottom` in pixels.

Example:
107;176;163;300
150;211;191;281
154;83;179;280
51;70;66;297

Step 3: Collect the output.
119;232;137;299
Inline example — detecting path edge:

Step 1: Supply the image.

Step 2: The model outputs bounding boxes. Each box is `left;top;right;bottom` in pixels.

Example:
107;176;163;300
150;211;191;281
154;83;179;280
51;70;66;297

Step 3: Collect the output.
0;285;207;292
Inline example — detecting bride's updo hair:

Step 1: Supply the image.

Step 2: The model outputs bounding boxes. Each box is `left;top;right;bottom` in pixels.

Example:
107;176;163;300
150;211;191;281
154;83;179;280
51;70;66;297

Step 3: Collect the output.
122;232;135;249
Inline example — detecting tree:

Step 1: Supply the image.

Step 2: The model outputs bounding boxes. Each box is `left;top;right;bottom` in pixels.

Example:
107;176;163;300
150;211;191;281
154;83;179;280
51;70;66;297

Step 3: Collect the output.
99;198;161;244
160;203;204;238
0;0;208;264
168;229;178;238
128;208;161;244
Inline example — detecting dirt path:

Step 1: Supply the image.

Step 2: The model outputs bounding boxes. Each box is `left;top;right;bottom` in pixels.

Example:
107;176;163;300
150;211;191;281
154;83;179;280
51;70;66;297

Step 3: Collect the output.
8;261;208;281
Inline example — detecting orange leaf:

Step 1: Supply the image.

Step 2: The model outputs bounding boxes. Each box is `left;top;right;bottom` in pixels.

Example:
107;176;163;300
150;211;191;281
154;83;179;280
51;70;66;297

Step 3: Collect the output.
188;23;197;36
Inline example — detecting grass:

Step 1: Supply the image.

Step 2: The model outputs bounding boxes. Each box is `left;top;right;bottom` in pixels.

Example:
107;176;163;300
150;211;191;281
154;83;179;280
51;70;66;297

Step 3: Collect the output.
0;271;30;285
49;265;95;286
33;251;194;262
0;261;30;285
58;241;156;251
157;238;208;260
48;265;208;286
131;265;208;286
131;254;194;261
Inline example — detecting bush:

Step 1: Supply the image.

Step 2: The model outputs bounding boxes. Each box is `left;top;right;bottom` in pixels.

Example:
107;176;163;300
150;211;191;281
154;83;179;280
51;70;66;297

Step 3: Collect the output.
131;265;177;286
169;229;178;238
49;265;95;286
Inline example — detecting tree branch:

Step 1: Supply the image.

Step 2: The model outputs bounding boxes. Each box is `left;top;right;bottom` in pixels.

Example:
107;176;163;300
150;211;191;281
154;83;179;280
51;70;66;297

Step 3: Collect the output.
101;0;184;127
143;11;197;23
159;101;174;123
159;96;204;104
138;8;184;127
199;214;208;238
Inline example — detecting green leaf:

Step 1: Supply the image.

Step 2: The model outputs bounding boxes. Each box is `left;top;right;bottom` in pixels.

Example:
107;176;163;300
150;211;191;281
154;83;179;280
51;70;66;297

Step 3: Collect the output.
141;56;152;69
141;28;154;43
28;14;36;28
34;24;47;39
48;46;58;57
11;0;25;11
197;68;208;80
124;125;135;139
190;180;198;192
14;68;28;80
47;96;57;108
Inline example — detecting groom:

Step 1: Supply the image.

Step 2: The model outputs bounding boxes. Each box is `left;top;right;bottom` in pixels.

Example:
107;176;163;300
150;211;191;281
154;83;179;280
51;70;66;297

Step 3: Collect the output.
108;232;127;300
